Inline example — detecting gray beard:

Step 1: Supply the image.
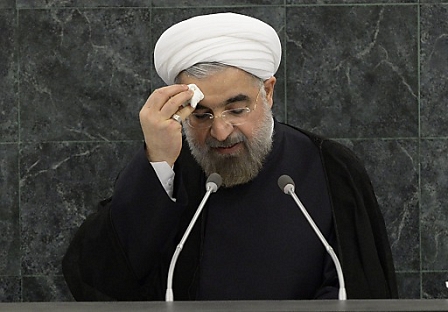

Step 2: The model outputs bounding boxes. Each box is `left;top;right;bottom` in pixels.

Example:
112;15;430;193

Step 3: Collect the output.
184;108;274;188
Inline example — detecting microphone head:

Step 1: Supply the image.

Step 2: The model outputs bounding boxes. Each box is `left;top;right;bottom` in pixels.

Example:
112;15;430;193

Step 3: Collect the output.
278;175;295;194
206;173;222;192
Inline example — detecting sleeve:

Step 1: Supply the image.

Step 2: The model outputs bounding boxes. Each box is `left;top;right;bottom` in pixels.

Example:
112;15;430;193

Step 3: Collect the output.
151;161;176;200
62;146;189;301
320;140;398;299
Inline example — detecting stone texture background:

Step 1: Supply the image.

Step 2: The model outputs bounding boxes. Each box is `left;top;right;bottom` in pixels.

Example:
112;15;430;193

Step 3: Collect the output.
1;0;447;302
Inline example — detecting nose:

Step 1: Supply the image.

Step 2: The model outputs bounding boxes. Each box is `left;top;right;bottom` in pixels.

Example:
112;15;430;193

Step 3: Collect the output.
209;117;234;141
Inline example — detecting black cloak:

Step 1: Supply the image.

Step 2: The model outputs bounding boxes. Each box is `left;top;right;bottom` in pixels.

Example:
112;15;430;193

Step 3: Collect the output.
62;121;398;301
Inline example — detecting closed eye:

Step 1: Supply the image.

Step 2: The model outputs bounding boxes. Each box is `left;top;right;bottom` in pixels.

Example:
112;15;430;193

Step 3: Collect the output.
226;108;250;115
192;112;213;120
228;107;246;115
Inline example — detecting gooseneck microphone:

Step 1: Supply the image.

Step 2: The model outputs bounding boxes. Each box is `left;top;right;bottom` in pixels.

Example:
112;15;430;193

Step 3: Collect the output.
277;175;347;300
165;173;222;302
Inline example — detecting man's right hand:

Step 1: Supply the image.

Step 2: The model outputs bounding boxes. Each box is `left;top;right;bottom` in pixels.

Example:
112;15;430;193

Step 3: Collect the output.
139;84;195;167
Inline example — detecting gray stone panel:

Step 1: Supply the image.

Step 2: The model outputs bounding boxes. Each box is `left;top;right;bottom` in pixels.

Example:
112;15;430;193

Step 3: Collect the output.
1;0;447;301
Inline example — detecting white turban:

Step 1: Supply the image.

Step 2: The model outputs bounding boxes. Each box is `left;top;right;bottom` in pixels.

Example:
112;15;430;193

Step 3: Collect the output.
154;12;282;85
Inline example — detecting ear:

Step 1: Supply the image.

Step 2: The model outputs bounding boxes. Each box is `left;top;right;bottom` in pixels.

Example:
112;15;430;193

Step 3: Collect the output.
264;76;276;108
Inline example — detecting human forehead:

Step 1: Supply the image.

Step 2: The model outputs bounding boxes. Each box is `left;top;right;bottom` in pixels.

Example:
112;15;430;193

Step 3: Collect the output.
178;67;260;106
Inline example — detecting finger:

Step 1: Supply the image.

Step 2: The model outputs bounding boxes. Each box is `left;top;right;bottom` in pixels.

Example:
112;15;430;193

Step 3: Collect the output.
160;88;195;118
170;104;196;123
144;84;190;111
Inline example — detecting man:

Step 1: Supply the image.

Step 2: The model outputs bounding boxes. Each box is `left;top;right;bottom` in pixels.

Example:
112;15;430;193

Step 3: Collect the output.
62;12;398;301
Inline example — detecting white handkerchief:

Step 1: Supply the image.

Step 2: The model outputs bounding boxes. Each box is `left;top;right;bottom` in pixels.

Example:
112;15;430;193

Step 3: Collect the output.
185;84;204;108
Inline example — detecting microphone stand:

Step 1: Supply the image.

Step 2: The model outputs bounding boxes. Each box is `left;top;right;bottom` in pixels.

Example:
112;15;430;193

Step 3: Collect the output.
165;174;221;302
279;175;347;300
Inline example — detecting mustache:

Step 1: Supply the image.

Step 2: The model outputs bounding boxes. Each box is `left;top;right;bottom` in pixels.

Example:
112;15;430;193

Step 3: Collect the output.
205;132;246;148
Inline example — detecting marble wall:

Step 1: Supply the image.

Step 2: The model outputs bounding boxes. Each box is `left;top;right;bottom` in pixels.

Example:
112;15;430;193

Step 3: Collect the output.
0;0;447;302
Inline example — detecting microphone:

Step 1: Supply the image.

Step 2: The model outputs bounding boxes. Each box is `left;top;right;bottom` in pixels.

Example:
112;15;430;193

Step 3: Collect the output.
165;173;222;302
277;175;347;300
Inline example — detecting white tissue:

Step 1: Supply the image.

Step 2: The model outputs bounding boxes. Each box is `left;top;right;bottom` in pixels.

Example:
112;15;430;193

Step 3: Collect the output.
185;84;204;108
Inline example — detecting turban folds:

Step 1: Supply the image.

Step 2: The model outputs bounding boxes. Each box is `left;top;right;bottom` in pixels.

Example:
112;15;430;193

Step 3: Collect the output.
154;12;282;85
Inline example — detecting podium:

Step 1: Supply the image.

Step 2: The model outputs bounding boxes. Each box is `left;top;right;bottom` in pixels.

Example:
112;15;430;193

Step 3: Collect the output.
0;300;447;311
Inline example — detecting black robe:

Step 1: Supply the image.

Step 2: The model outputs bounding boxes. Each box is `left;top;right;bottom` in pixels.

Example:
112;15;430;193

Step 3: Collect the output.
62;121;398;301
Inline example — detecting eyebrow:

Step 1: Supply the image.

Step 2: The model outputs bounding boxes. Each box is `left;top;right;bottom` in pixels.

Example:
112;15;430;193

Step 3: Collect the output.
195;93;251;110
